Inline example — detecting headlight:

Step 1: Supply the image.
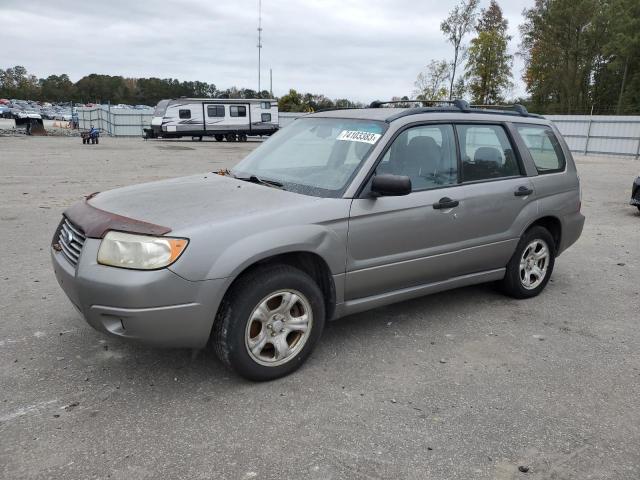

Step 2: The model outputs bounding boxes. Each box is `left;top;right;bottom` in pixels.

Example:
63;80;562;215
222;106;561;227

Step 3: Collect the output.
97;231;188;270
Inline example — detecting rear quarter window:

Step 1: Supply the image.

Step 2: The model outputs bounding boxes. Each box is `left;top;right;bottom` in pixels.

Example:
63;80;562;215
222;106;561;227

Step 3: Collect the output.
516;124;566;174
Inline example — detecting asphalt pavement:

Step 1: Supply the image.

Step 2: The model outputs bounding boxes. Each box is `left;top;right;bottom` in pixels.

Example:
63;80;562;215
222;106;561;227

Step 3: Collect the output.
1;135;638;479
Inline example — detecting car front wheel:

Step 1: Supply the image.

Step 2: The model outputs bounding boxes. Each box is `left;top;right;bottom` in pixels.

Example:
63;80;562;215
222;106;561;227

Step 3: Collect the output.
500;226;556;299
212;265;325;381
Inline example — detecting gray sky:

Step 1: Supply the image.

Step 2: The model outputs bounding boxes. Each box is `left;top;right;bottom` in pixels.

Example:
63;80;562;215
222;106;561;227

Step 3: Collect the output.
1;0;533;102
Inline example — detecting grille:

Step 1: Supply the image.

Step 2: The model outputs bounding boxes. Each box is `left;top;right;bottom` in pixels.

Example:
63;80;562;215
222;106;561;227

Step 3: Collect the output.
55;217;86;266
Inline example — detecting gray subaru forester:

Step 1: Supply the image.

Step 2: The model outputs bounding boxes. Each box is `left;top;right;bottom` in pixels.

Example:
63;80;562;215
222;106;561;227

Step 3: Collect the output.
51;100;584;380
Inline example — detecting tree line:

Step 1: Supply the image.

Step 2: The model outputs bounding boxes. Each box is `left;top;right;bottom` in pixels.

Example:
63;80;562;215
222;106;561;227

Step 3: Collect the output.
1;0;638;114
415;0;639;114
0;65;364;112
0;67;272;106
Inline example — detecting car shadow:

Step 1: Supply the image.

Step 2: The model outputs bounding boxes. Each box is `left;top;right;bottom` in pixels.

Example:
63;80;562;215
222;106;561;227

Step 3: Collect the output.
626;207;640;218
68;283;505;389
320;283;508;350
147;138;264;144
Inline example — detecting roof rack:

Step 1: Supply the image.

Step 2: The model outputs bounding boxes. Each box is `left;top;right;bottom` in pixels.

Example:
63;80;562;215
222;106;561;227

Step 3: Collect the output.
370;99;471;111
469;103;530;116
382;100;542;122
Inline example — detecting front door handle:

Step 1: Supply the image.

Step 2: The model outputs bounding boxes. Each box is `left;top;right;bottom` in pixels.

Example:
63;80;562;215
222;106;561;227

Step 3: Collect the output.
514;186;534;197
433;197;459;209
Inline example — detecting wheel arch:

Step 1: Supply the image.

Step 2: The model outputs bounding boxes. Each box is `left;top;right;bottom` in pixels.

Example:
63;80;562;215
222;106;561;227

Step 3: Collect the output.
216;250;337;324
523;216;562;252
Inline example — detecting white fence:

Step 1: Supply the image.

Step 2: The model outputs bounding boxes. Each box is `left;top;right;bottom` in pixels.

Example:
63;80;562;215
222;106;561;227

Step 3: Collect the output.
77;105;154;137
74;107;640;157
547;115;640;159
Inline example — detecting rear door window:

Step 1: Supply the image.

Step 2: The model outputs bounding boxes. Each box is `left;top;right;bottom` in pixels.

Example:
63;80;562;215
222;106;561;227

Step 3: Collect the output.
515;124;566;173
456;124;521;182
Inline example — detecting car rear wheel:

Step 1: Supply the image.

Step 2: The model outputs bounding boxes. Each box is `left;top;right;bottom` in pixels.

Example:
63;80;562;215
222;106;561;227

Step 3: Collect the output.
212;265;325;381
500;226;555;299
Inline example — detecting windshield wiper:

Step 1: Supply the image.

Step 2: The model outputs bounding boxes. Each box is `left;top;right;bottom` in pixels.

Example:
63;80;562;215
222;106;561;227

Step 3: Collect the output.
235;174;285;190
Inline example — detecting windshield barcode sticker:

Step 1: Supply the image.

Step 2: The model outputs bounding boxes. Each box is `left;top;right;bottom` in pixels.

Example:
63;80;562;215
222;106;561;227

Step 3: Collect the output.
336;130;382;144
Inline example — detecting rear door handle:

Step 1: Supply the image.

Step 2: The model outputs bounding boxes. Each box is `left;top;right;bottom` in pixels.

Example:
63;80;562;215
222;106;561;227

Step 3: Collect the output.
514;186;534;197
433;197;459;209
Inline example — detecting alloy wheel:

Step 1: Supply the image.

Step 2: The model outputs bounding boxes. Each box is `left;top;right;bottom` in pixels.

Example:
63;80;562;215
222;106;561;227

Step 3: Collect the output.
244;289;313;367
519;239;550;290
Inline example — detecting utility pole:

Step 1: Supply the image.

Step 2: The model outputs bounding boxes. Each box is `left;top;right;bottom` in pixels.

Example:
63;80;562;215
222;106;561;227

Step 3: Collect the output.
257;0;262;95
270;68;273;98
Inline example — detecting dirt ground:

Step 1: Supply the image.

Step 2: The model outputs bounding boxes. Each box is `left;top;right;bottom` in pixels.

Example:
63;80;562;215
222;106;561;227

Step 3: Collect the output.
1;135;639;479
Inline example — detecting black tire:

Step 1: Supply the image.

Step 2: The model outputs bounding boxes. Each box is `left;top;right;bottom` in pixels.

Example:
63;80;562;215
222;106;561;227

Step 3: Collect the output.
95;137;99;144
226;133;237;142
212;265;326;381
214;134;224;142
82;138;86;144
238;133;247;142
500;226;556;299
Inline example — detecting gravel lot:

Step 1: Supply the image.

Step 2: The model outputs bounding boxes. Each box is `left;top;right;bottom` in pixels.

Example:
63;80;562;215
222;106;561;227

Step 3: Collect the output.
1;135;639;479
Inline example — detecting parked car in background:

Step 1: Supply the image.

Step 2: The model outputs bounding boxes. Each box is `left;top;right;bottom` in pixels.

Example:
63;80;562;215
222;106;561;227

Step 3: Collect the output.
55;111;72;121
8;106;24;118
51;100;584;381
41;109;57;120
631;177;640;212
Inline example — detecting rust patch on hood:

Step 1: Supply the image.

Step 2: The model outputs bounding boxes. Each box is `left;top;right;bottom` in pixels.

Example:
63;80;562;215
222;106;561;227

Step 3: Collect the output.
64;195;172;239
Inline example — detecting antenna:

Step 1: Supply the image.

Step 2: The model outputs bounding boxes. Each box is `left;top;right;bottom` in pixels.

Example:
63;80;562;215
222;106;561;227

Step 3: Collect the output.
257;0;262;94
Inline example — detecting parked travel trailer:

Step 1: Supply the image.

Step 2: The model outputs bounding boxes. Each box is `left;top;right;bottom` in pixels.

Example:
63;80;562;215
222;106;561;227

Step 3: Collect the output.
145;98;279;141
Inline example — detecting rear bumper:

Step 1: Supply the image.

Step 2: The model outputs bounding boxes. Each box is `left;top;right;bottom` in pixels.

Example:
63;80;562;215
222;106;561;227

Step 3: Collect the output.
51;238;228;348
558;211;585;255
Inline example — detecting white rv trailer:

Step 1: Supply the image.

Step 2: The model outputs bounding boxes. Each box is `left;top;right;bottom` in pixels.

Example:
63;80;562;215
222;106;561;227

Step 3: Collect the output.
145;98;279;141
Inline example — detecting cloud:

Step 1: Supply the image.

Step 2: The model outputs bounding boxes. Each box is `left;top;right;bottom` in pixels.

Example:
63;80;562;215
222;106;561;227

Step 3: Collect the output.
0;0;532;102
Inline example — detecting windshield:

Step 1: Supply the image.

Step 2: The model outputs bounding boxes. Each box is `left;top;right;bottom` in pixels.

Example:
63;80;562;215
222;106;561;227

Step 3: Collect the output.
232;117;387;197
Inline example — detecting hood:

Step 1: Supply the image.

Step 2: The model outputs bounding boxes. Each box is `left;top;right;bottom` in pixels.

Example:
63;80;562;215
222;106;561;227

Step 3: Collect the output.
88;173;321;233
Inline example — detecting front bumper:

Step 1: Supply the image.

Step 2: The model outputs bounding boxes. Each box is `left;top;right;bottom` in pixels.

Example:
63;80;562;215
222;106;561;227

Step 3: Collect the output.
51;238;228;348
631;178;640;206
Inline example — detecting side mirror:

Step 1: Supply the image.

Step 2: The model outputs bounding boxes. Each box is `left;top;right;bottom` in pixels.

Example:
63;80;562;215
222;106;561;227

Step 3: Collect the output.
370;174;412;197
